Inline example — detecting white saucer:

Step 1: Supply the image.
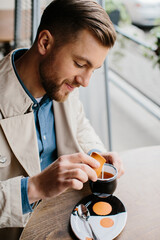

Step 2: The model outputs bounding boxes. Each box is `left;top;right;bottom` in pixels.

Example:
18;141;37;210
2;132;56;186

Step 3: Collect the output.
70;194;127;240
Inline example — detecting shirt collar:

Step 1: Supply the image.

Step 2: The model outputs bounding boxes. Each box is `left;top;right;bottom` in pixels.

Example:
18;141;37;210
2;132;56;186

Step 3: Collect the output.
12;49;52;107
12;49;37;104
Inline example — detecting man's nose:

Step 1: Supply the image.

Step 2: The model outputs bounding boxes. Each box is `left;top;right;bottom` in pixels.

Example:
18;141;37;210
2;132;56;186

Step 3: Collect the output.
76;70;92;87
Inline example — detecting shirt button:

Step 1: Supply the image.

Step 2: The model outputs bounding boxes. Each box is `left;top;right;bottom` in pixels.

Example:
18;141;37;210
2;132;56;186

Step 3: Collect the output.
43;135;46;140
40;158;43;162
34;104;38;107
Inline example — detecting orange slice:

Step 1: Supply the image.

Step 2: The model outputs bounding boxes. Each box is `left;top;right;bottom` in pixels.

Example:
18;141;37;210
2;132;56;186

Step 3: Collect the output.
91;152;106;177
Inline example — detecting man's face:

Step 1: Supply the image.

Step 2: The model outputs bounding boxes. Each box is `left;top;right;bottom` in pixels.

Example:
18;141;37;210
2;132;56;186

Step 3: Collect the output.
39;29;109;102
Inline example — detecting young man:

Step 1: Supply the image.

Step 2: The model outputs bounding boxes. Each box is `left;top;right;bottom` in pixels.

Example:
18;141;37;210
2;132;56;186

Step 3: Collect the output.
0;0;124;239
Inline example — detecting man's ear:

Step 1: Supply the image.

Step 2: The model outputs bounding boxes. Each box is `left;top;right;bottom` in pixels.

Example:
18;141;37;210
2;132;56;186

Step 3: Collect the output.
37;30;54;55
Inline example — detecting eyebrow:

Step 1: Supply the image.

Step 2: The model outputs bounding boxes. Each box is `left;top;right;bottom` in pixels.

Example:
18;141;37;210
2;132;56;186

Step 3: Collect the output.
74;55;102;69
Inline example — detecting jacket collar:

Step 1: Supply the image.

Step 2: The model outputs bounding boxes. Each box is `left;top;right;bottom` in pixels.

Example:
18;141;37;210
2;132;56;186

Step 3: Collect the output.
0;50;33;118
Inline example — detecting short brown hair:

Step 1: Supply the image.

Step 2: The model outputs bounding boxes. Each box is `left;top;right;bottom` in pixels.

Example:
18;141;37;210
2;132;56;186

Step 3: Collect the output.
36;0;116;48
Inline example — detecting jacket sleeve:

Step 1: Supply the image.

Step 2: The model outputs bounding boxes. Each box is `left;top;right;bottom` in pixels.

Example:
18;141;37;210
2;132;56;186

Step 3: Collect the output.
0;176;31;228
72;89;107;153
0;109;40;228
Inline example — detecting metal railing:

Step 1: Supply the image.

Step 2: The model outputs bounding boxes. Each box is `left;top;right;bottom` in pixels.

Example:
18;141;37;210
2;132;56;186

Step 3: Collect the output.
114;25;158;52
106;24;160;150
112;24;160;109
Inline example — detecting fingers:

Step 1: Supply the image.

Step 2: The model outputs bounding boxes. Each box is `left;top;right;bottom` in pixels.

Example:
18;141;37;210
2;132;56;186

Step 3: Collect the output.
63;164;97;182
64;152;100;169
52;166;96;194
101;152;124;178
58;154;98;182
57;152;99;182
62;178;84;190
63;168;88;183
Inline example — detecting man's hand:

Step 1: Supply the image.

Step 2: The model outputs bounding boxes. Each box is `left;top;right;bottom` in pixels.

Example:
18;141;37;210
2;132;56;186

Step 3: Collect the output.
100;152;124;178
28;152;100;204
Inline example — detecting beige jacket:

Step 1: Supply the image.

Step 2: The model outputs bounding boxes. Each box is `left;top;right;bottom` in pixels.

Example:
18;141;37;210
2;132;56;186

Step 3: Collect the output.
0;51;106;238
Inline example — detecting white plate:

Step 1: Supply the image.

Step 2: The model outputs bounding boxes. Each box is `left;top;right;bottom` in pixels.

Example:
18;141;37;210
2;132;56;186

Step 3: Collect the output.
70;194;127;240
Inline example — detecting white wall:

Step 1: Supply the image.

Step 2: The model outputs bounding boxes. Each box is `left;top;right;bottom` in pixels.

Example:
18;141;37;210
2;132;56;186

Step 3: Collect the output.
0;0;14;9
79;66;109;149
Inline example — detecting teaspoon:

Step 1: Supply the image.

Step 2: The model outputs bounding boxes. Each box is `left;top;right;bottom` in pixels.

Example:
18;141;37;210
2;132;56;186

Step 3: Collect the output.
78;204;100;240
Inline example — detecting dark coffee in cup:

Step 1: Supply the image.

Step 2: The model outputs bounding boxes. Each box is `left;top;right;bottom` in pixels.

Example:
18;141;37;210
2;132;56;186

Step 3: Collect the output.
90;163;118;197
99;171;114;179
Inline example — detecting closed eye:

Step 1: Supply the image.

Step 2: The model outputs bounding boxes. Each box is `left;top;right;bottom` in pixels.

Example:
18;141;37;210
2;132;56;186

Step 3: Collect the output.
74;59;96;74
74;61;85;68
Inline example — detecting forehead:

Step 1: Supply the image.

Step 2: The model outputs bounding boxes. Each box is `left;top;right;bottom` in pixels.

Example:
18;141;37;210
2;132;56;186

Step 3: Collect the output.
55;29;109;69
